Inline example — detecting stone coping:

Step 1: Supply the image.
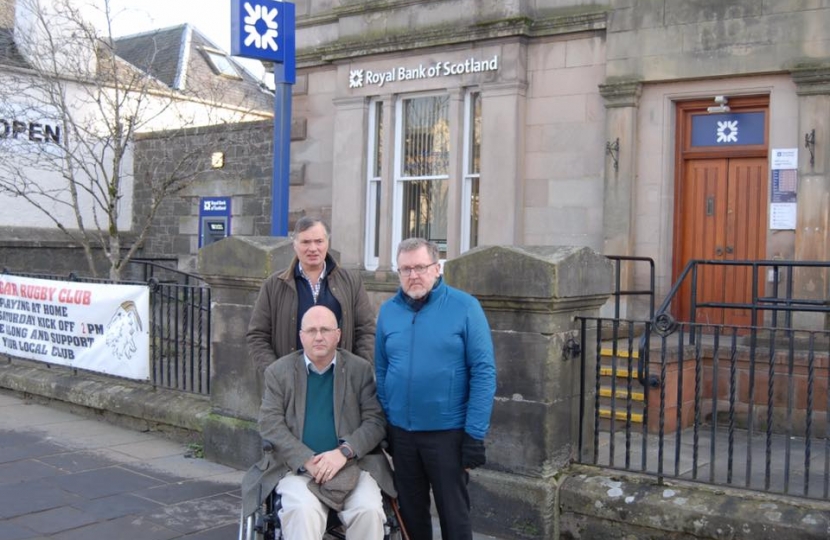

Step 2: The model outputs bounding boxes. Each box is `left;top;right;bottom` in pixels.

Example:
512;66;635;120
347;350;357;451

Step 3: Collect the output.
0;357;208;442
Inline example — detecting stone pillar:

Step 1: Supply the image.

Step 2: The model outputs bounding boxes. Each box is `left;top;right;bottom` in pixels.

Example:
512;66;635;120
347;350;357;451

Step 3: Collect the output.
599;79;642;318
479;41;527;247
197;236;297;468
445;88;465;260
791;66;830;330
330;96;368;269
444;246;613;539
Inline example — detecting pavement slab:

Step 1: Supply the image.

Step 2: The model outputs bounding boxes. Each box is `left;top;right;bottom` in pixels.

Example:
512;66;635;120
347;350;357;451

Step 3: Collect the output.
0;389;503;540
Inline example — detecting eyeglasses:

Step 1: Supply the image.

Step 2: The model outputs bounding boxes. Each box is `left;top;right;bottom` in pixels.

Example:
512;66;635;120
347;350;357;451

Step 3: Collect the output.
397;263;438;276
300;327;338;338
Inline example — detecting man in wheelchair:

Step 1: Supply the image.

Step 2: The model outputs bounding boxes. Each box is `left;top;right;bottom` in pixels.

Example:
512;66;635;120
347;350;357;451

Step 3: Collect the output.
242;306;397;540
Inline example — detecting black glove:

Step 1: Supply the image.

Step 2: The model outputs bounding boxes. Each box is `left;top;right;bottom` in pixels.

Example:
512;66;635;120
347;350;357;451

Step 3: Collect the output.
461;433;486;470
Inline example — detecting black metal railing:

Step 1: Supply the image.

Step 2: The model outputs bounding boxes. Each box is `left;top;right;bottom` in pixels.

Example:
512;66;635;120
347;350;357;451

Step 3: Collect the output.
579;258;830;501
653;259;830;339
578;316;830;501
605;255;655;386
1;261;211;395
606;255;656;320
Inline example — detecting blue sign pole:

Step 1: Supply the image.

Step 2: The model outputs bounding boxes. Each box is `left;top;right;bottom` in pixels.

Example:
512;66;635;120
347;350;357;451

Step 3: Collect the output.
272;59;293;237
231;0;296;236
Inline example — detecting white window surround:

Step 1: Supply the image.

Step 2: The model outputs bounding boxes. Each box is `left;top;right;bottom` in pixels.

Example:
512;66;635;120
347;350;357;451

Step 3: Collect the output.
364;89;481;270
461;91;480;253
364;99;382;271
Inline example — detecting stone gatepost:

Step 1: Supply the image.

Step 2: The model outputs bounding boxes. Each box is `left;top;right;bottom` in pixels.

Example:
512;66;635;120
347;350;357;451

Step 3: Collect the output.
198;236;298;469
444;245;612;539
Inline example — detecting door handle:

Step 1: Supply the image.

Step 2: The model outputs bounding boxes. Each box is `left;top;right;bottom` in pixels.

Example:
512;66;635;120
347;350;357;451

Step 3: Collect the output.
715;247;724;256
725;246;734;254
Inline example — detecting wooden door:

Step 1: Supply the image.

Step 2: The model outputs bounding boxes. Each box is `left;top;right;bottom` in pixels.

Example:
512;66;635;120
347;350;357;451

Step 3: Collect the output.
677;157;768;326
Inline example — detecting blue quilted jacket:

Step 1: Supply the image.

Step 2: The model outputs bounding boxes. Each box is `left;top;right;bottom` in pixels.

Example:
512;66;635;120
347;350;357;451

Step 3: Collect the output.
375;279;496;440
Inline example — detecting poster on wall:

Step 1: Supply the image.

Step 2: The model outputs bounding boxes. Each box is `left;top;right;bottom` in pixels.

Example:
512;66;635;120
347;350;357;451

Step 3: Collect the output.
770;148;798;170
0;275;150;380
770;167;798;230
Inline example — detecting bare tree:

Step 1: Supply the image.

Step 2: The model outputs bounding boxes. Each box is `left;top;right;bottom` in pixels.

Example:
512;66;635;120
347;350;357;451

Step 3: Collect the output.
0;0;269;280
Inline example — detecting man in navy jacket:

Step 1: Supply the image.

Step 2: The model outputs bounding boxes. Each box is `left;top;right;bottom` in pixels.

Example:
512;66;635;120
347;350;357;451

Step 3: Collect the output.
375;238;496;540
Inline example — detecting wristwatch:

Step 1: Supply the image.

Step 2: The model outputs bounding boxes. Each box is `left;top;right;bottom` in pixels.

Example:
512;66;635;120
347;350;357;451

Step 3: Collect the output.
338;444;354;460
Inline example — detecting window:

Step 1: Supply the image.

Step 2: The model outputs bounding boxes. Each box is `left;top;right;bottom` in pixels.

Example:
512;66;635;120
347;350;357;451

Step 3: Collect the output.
366;90;482;268
394;95;450;259
202;48;240;79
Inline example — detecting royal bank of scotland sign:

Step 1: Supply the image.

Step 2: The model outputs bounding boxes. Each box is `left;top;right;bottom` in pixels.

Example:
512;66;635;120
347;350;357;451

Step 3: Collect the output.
231;0;295;82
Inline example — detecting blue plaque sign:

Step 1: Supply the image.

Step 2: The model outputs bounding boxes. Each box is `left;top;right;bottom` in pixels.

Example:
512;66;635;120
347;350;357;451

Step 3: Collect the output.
691;112;766;147
231;0;295;83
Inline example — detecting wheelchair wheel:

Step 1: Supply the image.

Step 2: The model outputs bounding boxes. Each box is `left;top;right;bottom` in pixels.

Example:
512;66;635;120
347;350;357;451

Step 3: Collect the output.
239;492;280;540
383;497;406;540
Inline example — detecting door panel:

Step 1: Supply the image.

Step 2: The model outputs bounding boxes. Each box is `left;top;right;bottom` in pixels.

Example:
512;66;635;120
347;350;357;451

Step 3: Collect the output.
676;157;767;326
679;159;728;325
723;158;768;326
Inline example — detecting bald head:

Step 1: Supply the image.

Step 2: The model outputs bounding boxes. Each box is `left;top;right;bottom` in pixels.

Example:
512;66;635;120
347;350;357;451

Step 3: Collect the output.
302;306;337;329
299;306;341;368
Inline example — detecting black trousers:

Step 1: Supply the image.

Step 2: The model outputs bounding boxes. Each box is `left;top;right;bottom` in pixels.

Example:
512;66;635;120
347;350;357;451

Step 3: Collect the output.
389;426;471;540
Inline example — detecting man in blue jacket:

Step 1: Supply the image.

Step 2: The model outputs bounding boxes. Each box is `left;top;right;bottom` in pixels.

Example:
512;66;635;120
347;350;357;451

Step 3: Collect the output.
375;237;496;540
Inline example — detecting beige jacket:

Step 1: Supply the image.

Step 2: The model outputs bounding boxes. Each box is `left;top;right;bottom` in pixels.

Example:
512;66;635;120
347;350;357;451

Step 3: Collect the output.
241;349;395;517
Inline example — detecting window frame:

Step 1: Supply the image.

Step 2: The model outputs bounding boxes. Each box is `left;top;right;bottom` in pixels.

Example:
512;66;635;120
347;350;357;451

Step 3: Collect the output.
364;99;383;270
392;92;452;263
461;90;481;253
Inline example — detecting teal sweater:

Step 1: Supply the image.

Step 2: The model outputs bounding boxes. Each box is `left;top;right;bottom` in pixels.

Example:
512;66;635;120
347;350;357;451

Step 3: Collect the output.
302;369;338;453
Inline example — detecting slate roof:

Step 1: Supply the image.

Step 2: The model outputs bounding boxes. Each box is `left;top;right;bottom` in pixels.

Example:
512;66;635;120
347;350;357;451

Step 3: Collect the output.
0;20;272;115
114;24;273;114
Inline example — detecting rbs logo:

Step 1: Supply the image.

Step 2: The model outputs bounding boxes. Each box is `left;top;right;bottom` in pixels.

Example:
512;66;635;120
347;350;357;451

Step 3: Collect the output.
203;200;227;212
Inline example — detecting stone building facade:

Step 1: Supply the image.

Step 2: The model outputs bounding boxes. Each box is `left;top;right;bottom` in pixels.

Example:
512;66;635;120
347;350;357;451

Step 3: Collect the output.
267;1;830;321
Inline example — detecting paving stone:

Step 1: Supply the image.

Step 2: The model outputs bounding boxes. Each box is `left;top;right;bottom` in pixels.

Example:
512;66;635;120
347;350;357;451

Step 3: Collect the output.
70;492;162;520
0;480;81;519
137;479;239;505
0;458;64;484
0;430;42;448
49;466;165;499
179;523;240;540
0;440;68;464
0;520;41;540
142;493;240;534
9;505;98;535
38;450;122;473
49;514;179;540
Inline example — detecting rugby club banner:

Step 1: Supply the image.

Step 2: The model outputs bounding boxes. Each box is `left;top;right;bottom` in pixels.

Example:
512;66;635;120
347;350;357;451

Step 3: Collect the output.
0;275;150;380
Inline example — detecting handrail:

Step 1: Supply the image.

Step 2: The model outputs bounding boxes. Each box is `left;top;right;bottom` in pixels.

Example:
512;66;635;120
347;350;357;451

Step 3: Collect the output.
606;256;656;387
653;259;830;333
606;255;655;320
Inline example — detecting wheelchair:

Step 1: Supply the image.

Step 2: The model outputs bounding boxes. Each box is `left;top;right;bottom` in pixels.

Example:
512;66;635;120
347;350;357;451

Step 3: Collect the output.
239;442;407;540
238;484;406;540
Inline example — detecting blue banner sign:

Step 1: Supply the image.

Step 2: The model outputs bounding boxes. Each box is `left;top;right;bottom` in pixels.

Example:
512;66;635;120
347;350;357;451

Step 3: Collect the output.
231;0;295;83
691;112;765;147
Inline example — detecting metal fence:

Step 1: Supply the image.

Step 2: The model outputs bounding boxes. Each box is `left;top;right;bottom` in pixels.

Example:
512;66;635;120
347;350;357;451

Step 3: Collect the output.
577;259;830;501
578;317;830;501
2;260;211;395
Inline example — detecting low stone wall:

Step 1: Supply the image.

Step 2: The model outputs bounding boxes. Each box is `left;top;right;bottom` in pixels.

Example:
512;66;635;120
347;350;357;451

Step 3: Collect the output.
3;349;830;539
0;227;138;278
0;357;208;443
559;466;830;540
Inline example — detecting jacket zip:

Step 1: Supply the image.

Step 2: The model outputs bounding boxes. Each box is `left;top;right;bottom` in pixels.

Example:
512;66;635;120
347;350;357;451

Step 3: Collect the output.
407;307;418;429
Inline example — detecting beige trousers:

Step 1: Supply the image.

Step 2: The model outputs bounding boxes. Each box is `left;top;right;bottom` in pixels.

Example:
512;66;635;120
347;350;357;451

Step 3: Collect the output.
276;470;385;540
